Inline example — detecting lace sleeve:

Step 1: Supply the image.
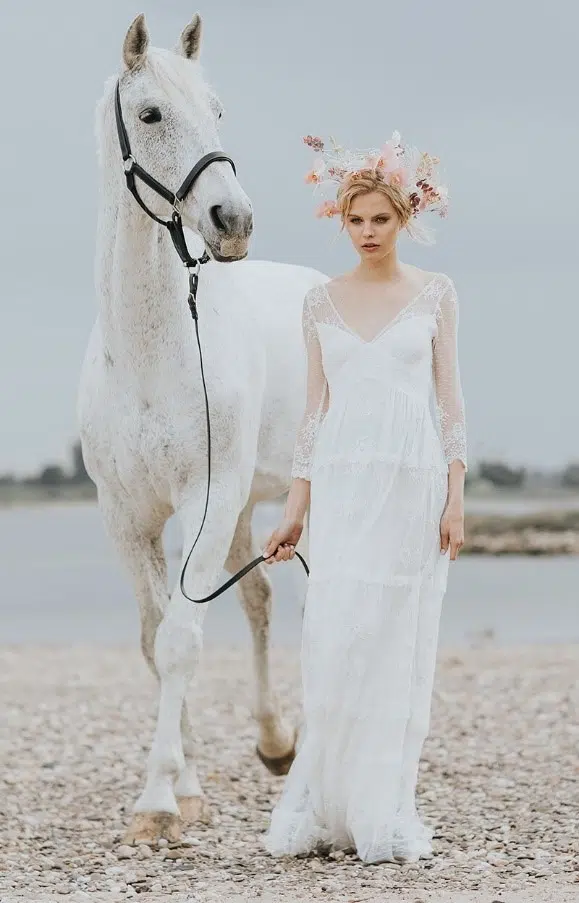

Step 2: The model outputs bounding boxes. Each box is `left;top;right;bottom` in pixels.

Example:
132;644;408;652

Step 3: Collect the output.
433;277;468;471
291;288;329;481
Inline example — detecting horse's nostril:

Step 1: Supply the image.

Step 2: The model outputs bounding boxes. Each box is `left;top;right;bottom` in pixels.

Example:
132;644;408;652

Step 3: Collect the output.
210;205;227;233
210;204;253;237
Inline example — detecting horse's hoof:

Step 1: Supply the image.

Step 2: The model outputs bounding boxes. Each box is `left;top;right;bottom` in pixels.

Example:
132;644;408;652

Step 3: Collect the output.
256;729;297;776
123;811;181;846
177;795;212;826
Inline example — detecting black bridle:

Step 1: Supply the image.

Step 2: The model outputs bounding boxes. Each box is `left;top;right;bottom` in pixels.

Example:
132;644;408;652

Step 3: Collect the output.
114;81;229;294
114;80;308;603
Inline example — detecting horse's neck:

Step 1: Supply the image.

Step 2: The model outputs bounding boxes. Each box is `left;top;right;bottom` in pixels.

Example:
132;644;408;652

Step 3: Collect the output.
96;170;191;375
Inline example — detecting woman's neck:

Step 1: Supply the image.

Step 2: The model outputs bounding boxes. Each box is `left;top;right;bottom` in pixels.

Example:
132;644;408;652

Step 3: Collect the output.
354;247;405;283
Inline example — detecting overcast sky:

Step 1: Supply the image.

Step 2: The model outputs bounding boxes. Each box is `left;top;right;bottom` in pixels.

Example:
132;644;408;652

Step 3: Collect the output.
0;0;577;475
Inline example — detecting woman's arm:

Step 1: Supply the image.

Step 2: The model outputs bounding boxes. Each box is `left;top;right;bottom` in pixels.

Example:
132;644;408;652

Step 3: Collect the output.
433;277;467;559
263;287;329;561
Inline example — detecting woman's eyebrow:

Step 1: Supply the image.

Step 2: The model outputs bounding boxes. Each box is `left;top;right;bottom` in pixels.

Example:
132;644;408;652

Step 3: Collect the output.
348;212;391;218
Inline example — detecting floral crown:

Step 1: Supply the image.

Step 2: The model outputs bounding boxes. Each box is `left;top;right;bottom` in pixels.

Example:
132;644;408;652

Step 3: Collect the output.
303;131;449;243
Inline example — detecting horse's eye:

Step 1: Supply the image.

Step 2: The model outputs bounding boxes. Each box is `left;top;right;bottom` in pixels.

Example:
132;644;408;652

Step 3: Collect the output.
139;108;162;124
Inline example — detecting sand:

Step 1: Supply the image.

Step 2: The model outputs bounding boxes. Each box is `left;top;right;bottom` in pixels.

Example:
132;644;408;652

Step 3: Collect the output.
1;644;578;902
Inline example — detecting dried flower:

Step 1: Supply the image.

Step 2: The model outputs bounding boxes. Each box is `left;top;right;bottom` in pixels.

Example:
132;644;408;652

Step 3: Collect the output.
388;167;409;188
377;141;400;174
315;200;340;218
303;135;325;152
409;191;421;214
303;130;448;232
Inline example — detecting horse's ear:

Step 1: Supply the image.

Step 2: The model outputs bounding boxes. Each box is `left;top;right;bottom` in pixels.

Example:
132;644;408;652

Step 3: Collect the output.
179;14;203;60
123;13;150;70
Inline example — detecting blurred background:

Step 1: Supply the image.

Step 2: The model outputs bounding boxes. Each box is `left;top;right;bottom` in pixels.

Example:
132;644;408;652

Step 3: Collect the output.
1;0;578;647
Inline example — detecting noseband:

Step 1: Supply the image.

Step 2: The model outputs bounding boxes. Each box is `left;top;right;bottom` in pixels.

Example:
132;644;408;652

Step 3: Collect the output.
114;80;309;603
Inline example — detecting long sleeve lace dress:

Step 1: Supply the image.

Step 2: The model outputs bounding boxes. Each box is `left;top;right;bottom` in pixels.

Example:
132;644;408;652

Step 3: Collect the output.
264;272;467;864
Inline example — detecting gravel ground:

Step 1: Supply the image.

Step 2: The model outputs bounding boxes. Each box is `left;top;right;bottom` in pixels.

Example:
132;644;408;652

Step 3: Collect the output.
1;644;578;903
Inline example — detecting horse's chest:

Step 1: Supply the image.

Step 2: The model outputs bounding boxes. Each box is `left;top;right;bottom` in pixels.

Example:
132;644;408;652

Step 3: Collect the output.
82;316;264;500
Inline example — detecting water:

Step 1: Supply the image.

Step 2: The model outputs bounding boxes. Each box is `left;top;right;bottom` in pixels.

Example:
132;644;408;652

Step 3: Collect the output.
465;492;579;516
0;503;577;648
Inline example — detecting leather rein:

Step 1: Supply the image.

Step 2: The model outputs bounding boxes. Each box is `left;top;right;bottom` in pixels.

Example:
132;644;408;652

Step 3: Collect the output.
114;80;308;603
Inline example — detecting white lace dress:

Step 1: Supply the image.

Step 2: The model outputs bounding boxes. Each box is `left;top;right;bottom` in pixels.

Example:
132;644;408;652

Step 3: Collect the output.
264;272;467;863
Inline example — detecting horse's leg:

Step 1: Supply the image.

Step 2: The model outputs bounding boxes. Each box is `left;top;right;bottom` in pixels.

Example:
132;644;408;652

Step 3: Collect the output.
133;480;242;842
98;495;175;843
103;506;206;829
173;703;211;826
224;502;296;774
102;507;169;668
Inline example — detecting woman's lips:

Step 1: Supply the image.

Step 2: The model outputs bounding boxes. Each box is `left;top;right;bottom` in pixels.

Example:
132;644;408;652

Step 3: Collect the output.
362;244;379;250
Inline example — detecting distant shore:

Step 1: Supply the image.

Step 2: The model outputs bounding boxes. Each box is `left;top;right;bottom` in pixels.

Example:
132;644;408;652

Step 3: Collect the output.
0;483;97;508
464;509;579;554
2;484;579;555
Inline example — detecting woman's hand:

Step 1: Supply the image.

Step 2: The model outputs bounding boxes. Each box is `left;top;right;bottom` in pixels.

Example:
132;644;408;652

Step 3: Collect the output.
440;499;464;560
262;517;304;565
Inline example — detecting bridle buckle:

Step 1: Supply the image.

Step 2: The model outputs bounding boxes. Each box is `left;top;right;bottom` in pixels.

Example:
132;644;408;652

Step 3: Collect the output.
123;155;136;174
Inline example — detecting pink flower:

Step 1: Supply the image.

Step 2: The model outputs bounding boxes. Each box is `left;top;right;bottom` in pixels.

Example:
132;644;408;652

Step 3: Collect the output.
378;141;400;174
388;167;409;188
305;170;321;184
316;200;340;218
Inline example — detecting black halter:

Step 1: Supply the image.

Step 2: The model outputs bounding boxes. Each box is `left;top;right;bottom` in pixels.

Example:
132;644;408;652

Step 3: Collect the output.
114;80;309;603
114;81;237;304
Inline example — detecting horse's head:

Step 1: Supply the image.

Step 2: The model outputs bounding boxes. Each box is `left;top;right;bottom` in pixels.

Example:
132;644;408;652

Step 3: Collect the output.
116;13;252;262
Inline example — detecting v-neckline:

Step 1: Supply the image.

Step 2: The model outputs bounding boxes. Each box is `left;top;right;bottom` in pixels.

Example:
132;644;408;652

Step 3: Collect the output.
321;274;439;346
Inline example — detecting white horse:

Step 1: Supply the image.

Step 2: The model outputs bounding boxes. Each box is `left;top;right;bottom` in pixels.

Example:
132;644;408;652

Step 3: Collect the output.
78;12;327;844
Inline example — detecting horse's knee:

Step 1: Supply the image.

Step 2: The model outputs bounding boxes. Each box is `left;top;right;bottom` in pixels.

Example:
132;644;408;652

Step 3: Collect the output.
153;609;203;681
239;566;274;631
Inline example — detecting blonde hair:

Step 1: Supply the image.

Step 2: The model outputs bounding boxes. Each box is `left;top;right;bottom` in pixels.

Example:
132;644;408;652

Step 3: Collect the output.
337;170;412;228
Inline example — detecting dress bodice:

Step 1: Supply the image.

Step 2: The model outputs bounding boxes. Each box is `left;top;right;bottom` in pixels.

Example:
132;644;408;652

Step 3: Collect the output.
291;273;467;480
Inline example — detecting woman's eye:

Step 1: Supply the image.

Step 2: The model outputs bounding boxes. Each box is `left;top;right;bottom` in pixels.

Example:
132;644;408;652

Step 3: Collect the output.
139;108;162;124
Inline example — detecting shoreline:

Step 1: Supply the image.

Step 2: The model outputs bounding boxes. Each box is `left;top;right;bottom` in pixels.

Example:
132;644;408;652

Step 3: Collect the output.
3;492;579;556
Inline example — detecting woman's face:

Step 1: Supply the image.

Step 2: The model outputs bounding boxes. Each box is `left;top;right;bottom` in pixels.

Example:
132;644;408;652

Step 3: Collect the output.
344;190;401;262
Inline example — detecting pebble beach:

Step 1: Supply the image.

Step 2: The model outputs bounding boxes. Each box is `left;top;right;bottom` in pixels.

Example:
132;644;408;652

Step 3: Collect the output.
1;643;578;903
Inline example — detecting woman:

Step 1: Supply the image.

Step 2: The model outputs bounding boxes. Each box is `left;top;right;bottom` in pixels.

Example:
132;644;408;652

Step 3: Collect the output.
261;131;467;864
